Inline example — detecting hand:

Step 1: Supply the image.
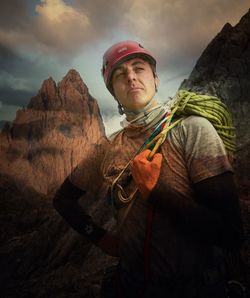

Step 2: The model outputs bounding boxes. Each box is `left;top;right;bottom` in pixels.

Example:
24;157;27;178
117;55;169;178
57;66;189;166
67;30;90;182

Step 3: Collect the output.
96;233;119;257
131;149;163;199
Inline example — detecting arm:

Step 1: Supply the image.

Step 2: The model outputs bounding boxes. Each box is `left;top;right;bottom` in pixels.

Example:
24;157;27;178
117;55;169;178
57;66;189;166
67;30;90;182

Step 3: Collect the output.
53;177;119;256
150;171;244;251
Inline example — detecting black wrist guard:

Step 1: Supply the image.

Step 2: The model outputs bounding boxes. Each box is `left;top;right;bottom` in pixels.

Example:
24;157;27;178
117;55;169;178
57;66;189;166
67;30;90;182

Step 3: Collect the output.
81;220;107;244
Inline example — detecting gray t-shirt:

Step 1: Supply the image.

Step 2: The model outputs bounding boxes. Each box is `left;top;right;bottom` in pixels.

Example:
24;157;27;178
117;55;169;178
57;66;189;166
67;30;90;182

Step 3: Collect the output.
102;116;232;277
71;115;233;277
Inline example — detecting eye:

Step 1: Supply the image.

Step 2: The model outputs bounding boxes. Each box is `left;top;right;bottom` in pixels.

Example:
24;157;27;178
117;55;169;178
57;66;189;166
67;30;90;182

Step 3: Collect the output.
114;71;125;79
135;67;144;72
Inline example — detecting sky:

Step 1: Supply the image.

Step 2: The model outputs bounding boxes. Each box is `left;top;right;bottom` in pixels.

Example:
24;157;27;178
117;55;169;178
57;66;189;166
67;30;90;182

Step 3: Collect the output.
0;0;249;134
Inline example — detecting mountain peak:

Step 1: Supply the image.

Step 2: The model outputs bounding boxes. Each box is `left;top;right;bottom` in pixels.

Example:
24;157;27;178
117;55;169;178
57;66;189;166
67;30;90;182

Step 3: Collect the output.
0;70;106;194
27;69;90;112
180;9;250;103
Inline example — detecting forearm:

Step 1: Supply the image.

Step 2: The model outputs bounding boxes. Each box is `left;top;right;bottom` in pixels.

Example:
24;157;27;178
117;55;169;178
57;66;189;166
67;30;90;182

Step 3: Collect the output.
150;172;244;250
53;177;106;244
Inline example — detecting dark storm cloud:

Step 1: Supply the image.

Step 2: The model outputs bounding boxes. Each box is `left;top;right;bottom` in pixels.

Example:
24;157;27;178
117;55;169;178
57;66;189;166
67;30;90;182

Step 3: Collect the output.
0;44;29;75
0;43;36;105
0;87;34;107
0;0;29;28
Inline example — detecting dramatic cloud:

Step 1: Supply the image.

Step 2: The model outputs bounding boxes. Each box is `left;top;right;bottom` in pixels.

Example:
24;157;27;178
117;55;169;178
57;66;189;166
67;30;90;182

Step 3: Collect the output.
34;0;94;54
0;0;249;59
0;0;249;125
121;0;250;71
0;0;96;55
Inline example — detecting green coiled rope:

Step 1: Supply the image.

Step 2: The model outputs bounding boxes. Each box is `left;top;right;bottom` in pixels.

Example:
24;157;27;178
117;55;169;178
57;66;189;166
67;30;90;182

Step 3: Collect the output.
147;90;236;160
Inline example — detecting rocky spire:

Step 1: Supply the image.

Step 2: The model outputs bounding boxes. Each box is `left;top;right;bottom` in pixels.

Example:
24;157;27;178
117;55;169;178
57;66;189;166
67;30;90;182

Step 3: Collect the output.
0;70;106;194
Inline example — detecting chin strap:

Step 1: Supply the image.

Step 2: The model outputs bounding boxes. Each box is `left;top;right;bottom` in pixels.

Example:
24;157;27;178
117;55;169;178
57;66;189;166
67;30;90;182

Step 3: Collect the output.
118;96;156;116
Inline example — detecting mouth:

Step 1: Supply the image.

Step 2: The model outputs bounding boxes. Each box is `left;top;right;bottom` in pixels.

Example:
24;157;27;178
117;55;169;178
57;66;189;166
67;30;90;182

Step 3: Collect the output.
128;87;143;94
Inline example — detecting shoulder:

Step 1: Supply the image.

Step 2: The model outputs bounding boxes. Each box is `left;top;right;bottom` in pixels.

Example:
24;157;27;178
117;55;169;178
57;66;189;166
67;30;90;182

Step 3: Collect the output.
180;115;215;131
177;115;219;140
170;115;217;142
169;115;226;156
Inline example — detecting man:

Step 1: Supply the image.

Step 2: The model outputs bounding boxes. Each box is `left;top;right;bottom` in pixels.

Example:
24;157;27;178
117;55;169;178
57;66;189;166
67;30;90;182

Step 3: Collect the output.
53;41;244;297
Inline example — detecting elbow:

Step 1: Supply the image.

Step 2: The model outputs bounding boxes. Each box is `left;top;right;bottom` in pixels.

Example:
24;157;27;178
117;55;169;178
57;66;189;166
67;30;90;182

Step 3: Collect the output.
52;177;85;213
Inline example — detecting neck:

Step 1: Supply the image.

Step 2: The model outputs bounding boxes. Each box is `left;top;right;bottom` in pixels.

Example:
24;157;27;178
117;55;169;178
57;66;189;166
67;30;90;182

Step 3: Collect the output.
125;99;158;121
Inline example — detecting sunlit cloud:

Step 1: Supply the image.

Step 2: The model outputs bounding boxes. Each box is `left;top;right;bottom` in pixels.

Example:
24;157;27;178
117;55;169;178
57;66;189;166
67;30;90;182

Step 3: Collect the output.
34;0;93;53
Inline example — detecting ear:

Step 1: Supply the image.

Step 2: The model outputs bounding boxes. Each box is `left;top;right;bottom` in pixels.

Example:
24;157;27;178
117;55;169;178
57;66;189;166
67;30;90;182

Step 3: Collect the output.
154;75;159;91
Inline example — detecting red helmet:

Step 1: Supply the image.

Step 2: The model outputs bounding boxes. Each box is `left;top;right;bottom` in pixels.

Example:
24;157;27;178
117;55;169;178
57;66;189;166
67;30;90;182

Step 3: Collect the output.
102;40;156;94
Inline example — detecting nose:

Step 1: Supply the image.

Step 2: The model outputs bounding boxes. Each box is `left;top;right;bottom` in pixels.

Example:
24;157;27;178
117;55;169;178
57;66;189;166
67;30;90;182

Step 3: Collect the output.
127;70;136;83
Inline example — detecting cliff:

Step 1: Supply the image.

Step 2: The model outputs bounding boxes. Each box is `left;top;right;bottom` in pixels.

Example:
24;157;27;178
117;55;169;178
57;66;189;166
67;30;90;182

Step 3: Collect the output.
0;69;106;194
180;9;250;191
180;10;250;277
0;70;115;298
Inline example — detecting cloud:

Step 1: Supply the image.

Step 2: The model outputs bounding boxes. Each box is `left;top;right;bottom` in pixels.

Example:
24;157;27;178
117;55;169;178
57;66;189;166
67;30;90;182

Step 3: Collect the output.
0;0;248;60
34;0;94;54
0;0;249;120
0;87;34;107
121;0;250;71
0;0;28;29
0;0;96;55
0;71;34;92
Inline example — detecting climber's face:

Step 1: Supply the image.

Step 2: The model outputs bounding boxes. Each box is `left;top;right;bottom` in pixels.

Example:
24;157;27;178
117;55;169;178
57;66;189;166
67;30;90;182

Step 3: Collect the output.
111;58;159;113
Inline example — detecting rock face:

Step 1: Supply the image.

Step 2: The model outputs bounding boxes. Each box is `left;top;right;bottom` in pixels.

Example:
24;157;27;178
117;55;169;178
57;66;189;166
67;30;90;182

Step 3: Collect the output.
0;69;106;194
181;9;250;190
180;10;250;275
0;70;116;298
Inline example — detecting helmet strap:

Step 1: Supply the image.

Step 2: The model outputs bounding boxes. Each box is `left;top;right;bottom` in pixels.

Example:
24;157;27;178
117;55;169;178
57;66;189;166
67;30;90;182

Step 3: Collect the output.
119;96;156;117
118;102;125;115
155;83;158;93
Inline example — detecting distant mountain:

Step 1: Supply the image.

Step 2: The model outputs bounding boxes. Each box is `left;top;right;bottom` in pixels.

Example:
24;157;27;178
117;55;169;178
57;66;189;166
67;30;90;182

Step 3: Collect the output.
0;69;106;194
0;70;113;298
